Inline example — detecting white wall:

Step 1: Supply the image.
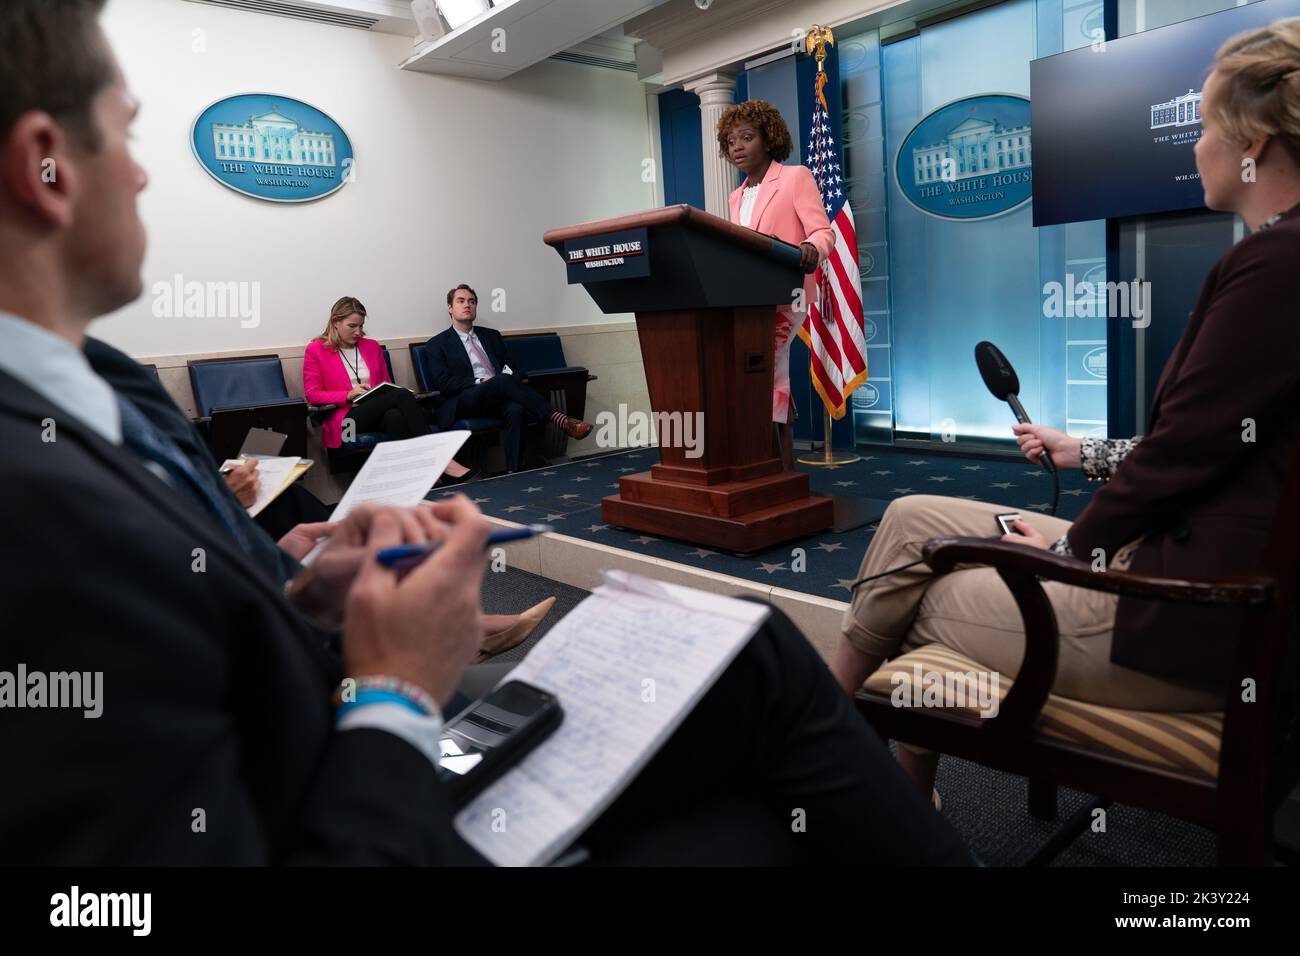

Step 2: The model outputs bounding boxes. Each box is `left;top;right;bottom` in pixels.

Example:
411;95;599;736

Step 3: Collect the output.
96;0;657;357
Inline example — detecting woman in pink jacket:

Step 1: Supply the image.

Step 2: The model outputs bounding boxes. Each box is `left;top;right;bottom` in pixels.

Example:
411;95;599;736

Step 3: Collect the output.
719;100;835;469
304;296;470;479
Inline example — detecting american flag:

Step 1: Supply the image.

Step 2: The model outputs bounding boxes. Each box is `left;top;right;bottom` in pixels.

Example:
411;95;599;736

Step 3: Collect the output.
799;67;868;419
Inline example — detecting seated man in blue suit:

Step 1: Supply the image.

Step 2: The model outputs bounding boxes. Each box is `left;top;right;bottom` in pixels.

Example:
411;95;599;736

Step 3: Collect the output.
424;284;592;472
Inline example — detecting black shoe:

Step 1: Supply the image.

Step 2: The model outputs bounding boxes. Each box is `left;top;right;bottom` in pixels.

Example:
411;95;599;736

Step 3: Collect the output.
436;465;481;488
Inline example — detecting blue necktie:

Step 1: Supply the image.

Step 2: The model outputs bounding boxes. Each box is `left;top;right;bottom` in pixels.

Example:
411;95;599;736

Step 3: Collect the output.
116;394;249;552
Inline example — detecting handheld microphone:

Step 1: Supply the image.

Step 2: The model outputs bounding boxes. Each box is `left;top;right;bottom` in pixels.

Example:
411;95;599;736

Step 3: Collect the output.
974;340;1056;474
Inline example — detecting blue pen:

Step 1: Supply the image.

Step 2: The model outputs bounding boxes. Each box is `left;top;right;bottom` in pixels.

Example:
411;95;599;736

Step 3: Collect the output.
377;524;553;571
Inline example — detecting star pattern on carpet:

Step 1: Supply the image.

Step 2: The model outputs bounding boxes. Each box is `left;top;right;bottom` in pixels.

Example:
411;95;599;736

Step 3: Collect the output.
571;476;590;482
460;446;1096;610
906;460;928;465
927;475;952;482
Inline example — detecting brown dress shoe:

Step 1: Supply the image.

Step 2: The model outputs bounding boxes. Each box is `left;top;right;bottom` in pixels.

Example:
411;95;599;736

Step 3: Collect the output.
560;418;593;440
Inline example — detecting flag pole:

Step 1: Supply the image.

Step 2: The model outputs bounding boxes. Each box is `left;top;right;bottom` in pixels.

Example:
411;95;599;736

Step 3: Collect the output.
796;23;860;469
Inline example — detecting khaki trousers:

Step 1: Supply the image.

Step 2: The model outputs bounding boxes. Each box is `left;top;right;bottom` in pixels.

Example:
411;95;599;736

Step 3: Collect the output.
840;495;1220;711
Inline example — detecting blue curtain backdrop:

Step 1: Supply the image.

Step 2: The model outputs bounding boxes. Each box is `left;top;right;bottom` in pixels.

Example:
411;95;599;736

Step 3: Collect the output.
879;0;1107;447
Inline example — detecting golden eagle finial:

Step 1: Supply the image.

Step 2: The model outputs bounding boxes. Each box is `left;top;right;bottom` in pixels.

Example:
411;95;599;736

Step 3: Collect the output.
805;24;835;72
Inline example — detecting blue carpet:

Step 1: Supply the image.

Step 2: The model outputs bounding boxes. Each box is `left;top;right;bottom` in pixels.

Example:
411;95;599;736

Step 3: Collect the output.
430;445;1097;601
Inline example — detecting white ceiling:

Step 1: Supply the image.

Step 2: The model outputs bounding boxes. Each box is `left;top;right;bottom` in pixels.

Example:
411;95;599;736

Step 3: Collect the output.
179;0;662;80
400;0;666;80
180;0;423;36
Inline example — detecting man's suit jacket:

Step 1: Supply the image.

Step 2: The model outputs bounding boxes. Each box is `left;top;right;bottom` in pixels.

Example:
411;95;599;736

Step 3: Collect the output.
424;325;513;429
727;161;835;316
83;336;299;588
1068;205;1300;691
0;365;474;864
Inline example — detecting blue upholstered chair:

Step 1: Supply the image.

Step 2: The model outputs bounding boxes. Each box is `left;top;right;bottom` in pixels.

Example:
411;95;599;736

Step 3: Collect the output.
187;354;312;464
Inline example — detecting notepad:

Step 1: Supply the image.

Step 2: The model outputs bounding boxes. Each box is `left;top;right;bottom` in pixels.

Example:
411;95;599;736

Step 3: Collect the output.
221;455;309;518
453;570;770;867
300;431;469;566
348;380;411;405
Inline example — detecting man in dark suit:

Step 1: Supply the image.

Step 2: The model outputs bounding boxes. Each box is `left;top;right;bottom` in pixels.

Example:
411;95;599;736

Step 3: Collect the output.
425;284;593;472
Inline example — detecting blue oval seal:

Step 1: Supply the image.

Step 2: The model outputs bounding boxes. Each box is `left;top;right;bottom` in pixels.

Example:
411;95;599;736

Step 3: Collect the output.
894;94;1032;221
1083;346;1107;379
190;93;353;203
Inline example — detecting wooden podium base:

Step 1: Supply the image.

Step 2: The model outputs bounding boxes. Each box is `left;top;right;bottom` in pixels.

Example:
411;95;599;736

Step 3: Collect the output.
604;470;833;553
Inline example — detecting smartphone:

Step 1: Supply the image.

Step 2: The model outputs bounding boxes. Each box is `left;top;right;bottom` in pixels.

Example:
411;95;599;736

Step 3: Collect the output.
996;512;1022;536
437;680;563;804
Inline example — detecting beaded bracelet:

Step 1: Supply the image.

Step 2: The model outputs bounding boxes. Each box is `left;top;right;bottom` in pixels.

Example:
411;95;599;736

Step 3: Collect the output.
333;675;438;718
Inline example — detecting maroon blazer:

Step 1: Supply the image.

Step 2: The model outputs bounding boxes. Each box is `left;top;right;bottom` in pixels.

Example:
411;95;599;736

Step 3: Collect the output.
1068;203;1300;691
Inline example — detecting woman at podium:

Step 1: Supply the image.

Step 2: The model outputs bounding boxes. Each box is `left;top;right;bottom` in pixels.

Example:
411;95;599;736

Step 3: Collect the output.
718;99;834;469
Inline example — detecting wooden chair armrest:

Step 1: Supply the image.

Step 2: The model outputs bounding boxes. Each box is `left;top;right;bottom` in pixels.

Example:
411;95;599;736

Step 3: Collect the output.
922;536;1273;607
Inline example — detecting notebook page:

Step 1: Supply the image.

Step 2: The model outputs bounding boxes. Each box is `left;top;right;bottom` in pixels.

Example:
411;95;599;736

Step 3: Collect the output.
300;431;468;566
453;572;769;867
328;430;469;521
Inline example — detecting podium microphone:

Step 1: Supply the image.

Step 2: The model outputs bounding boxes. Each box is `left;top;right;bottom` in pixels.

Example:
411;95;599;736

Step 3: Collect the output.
974;340;1056;475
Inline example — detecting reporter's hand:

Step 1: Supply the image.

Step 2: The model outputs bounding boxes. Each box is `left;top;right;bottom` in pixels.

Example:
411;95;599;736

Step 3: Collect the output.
799;241;819;274
1001;518;1050;550
346;384;370;402
223;458;260;508
343;495;491;707
278;520;339;562
285;504;446;630
1011;423;1081;470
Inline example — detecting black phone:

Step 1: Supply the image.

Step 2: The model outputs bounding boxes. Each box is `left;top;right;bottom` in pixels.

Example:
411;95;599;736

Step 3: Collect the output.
996;512;1022;536
437;680;563;805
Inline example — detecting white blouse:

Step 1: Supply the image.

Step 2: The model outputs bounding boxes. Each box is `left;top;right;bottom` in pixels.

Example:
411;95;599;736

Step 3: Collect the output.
738;183;762;228
337;346;370;387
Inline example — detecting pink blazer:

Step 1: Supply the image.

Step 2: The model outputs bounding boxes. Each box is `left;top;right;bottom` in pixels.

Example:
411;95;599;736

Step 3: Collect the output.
303;337;392;448
728;161;836;313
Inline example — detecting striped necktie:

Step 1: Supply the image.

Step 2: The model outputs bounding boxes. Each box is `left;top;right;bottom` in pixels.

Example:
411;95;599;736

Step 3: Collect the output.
466;332;496;380
115;394;249;552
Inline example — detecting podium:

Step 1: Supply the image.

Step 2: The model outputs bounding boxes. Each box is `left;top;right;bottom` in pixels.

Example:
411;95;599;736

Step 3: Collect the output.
543;204;833;552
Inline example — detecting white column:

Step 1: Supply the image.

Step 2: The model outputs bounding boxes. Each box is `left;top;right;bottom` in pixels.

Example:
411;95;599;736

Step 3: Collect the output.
684;72;738;218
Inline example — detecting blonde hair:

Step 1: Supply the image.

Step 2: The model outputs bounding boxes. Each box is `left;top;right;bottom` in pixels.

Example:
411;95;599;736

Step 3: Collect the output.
1207;16;1300;167
316;296;367;350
